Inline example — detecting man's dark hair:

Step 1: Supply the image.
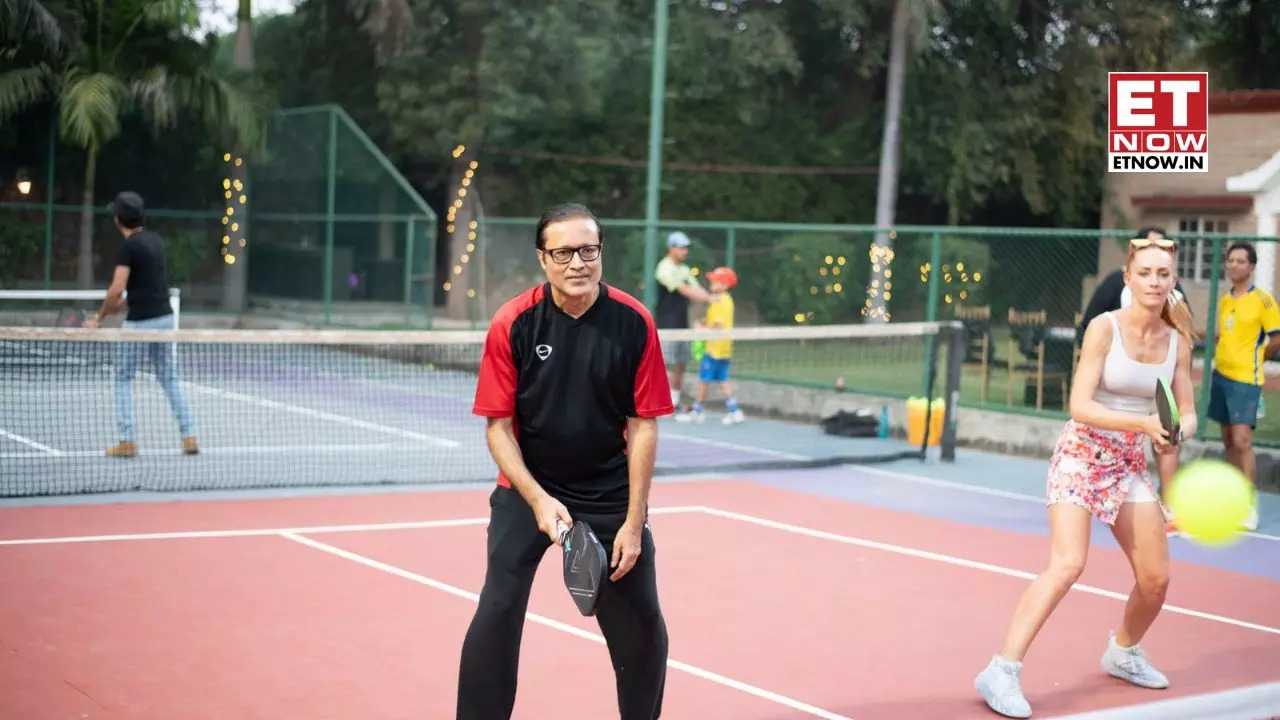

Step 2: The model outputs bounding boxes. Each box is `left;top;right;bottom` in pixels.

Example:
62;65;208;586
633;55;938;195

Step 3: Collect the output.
1136;226;1167;239
117;215;144;230
535;203;601;250
1227;241;1257;265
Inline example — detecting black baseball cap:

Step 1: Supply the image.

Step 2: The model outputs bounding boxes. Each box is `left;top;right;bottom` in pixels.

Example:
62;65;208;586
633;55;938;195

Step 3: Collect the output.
107;191;145;221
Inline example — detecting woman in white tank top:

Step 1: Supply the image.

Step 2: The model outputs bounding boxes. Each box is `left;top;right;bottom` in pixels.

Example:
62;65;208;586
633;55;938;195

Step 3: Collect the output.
975;236;1198;718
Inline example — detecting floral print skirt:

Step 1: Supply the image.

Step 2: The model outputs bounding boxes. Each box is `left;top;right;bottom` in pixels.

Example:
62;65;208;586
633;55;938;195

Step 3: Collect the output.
1046;419;1166;526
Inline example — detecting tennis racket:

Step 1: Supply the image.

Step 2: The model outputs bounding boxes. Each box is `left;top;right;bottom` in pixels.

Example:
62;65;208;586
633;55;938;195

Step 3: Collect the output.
1155;376;1180;446
555;518;609;617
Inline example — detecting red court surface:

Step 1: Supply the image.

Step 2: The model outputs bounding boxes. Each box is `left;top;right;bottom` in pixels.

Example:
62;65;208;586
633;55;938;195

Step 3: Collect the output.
1;479;1278;719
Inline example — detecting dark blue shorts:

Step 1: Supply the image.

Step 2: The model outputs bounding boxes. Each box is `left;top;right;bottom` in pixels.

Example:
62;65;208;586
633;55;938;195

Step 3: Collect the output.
1208;371;1262;428
699;355;731;383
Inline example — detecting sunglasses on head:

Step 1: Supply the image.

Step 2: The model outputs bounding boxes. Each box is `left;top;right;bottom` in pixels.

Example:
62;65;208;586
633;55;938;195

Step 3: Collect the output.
1130;236;1176;250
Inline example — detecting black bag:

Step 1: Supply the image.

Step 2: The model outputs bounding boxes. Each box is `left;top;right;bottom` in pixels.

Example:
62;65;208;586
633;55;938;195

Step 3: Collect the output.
820;408;880;438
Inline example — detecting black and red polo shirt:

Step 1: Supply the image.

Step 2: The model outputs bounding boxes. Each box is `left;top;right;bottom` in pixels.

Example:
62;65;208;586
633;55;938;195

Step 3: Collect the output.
472;282;674;511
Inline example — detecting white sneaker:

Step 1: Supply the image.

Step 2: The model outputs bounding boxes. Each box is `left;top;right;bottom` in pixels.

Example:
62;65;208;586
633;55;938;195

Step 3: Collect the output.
721;410;744;425
975;655;1032;718
1101;631;1169;689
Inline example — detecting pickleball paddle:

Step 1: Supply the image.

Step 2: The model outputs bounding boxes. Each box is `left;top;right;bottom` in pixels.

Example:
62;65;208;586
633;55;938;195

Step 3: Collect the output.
555;518;609;617
1155;376;1180;446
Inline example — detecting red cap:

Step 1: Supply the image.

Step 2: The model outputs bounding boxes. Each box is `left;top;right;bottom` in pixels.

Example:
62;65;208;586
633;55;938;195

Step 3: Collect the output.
705;266;738;288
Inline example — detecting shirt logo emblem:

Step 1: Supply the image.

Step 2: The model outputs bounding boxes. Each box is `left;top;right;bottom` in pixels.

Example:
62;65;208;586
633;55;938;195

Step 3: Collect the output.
535;344;553;360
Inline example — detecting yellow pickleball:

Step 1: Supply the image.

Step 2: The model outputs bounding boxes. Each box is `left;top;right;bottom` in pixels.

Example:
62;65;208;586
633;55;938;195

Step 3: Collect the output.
1165;459;1254;546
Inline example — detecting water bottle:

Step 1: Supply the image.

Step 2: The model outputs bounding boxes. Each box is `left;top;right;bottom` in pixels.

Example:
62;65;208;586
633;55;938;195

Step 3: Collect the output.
878;405;890;439
1258;396;1266;420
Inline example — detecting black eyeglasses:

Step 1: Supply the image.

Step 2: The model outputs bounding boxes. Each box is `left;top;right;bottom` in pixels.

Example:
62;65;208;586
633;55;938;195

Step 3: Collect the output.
543;244;602;264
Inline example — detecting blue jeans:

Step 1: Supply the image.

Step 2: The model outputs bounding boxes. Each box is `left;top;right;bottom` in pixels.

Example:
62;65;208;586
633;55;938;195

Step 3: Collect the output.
115;313;195;442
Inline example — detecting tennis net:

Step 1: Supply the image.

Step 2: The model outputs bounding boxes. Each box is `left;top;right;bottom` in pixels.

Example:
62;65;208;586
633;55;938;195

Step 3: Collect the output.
0;321;963;497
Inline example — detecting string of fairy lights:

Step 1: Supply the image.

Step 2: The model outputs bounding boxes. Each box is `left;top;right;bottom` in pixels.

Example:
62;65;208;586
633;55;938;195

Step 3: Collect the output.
920;260;983;305
441;144;480;300
861;240;895;321
220;152;246;265
784;235;983;323
793;253;849;324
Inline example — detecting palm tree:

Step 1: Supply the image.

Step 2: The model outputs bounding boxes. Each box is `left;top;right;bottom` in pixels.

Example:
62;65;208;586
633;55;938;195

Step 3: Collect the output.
0;0;262;290
1;0;66;52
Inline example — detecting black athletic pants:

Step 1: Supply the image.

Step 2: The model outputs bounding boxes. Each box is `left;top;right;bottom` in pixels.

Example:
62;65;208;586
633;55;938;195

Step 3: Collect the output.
456;485;668;720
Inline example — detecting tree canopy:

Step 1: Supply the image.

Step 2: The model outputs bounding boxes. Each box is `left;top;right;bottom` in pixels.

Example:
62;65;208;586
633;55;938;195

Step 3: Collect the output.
1;0;1276;295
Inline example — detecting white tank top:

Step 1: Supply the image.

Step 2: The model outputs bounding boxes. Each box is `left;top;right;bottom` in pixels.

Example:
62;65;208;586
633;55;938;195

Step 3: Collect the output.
1093;311;1178;417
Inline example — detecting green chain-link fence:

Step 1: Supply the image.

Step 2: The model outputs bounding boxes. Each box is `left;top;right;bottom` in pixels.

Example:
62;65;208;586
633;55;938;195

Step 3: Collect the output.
7;123;1280;445
0;105;436;327
477;217;1280;447
246;106;436;326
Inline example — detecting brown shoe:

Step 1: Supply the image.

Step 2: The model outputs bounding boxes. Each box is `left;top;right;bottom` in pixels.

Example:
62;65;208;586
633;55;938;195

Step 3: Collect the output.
182;436;199;455
106;441;137;458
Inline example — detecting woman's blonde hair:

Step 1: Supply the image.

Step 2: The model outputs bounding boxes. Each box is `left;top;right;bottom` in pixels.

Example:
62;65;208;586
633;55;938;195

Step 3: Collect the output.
1126;239;1195;342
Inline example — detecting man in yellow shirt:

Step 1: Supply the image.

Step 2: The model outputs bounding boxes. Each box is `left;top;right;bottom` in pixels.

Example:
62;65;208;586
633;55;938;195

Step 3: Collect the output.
679;267;743;424
1209;242;1279;531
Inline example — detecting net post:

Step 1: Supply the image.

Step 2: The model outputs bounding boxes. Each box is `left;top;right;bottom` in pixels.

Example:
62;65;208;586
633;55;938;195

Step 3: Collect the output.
919;232;943;397
941;321;964;461
919;320;942;456
169;288;181;328
726;226;736;269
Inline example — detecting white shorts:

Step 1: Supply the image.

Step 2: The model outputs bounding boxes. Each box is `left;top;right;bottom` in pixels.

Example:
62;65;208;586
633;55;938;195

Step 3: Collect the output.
1124;475;1158;504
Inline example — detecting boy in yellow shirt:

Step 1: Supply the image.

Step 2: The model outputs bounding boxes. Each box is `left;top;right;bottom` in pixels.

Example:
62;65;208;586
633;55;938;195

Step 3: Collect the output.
681;267;743;424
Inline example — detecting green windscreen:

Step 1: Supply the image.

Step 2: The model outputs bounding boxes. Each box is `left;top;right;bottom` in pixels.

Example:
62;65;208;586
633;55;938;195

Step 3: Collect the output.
248;106;436;326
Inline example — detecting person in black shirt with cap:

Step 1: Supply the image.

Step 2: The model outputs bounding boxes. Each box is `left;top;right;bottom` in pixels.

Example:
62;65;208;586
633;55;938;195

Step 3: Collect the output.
85;191;198;457
653;231;711;414
457;203;673;720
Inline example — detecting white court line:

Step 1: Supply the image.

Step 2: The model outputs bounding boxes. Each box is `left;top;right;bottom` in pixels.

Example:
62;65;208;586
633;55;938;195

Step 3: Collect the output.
657;434;1280;543
694;505;1280;636
3;340;460;449
847;465;1280;543
179;383;460;448
0;442;417;460
662;425;1280;543
851;465;1050;504
664;432;806;460
0;506;708;546
1043;681;1280;720
4;503;1274;635
0;429;62;455
278;530;854;720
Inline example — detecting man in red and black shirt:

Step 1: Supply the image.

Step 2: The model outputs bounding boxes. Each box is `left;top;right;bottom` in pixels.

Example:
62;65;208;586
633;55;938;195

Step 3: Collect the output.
457;203;675;720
